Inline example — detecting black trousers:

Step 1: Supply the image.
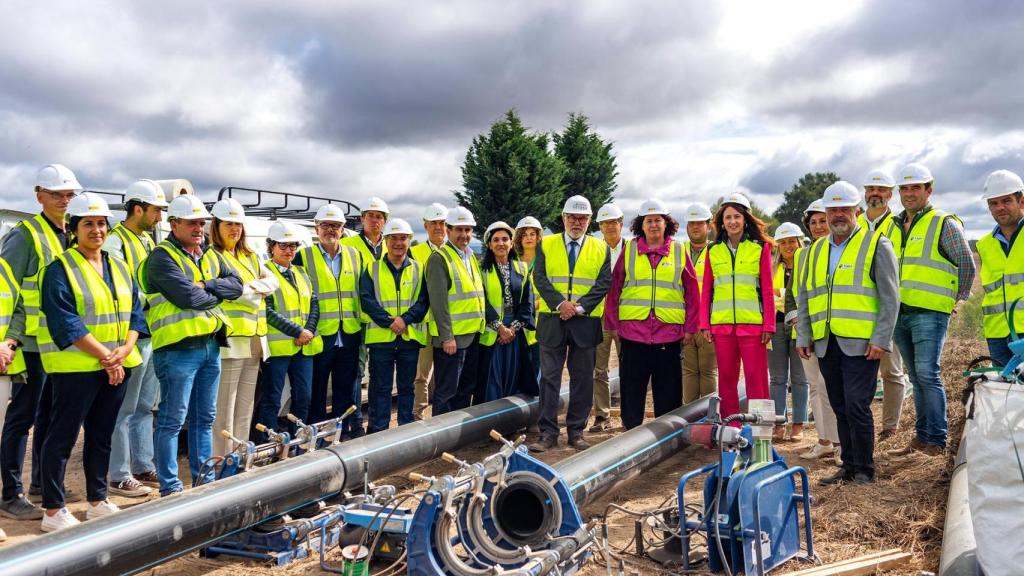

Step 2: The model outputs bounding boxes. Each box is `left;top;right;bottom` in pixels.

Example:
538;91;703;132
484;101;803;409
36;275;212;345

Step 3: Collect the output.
431;336;479;416
0;351;49;500
41;369;128;508
818;336;880;479
538;342;596;441
619;338;683;430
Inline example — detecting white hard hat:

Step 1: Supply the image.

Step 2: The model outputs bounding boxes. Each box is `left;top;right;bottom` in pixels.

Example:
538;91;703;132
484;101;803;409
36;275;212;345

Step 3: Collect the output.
484;221;515;243
66;192;114;218
821;181;861;208
773;222;805;241
595;203;624;222
897;162;934;185
383;218;414;237
982;169;1024;200
314;204;347;223
638;198;669;217
722;191;751;211
862;169;895;189
268;221;302;243
36;164;82;193
167;194;212;220
422;202;448;222
562;195;593;215
446;206;477;227
210;198;246;223
362;196;390;215
515;215;542;230
804;199;826;214
124;179;169;207
683;203;712;222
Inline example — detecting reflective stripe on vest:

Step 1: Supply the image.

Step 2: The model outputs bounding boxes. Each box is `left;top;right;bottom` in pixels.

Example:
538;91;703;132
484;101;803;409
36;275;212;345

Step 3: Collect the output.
619;239;686;324
708;240;763;325
882;209;959;313
537;234;608;317
19;214;64;337
110;223;154;280
428;244;486;337
977;233;1024;338
216;249;268;337
38;250;143;373
480;260;528;346
805;228;881;341
143;243;226;349
0;258;25;375
341;234;381;272
365;258;428;346
411;241;440;328
685;241;709;297
301;245;362;335
265;264;324;357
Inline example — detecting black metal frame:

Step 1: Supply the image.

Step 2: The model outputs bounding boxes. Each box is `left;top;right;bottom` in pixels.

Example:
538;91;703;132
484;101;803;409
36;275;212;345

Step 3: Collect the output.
217;187;361;229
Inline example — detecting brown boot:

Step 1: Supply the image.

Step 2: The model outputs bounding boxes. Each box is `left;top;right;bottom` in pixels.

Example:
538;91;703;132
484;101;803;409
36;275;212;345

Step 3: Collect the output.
789;424;805;441
887;436;925;456
773;425;787;442
919;442;945;457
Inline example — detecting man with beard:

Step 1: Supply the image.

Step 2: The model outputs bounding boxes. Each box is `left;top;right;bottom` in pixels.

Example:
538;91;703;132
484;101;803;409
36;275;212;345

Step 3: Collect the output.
976;170;1024;367
681;202;717;404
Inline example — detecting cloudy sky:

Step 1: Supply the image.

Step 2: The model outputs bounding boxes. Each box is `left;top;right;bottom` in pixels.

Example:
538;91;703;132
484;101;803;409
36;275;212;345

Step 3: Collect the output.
0;0;1020;237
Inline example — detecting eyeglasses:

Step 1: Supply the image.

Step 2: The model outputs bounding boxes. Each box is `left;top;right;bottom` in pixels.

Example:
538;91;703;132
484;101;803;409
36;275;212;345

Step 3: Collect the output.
317;222;343;231
565;214;589;223
44;190;77;201
277;243;300;251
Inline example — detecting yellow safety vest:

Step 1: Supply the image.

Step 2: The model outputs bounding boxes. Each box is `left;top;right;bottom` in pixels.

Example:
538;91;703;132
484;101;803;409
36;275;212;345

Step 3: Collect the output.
0;258;25;375
857;210;894;233
300;245;363;335
803;228;881;341
773;262;789;317
524;258;539;346
977;232;1024;338
38;249;143;373
536;234;608;317
109;223;154;281
619;239;686;324
411;241;441;331
141;243;226;350
215;249;268;337
708;240;763;325
480;260;529;346
881;208;959;314
17;214;65;337
364;257;428;346
265;264;324;357
341;234;382;271
428;244;486;337
685;241;709;297
791;247;814;340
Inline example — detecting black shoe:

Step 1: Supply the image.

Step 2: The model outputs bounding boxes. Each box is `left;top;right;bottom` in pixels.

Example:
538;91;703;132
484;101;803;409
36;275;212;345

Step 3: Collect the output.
569;437;592;451
588;417;609;433
0;495;44;520
527;437;558;453
349;427;366;439
818;469;853;486
851;472;876;484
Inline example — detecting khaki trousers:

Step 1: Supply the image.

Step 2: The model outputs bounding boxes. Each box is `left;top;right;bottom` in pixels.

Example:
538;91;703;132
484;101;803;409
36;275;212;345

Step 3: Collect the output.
682;335;718;404
879;346;908;431
802;353;839;444
413;345;434;419
214;338;262;457
592;330;619;420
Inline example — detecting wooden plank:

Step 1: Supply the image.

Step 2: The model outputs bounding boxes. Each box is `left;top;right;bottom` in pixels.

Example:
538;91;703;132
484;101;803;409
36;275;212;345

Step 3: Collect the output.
784;550;910;576
784;549;902;574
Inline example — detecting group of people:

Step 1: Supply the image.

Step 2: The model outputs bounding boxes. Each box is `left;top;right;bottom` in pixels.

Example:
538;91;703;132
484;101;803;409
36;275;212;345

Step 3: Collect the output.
0;158;1019;536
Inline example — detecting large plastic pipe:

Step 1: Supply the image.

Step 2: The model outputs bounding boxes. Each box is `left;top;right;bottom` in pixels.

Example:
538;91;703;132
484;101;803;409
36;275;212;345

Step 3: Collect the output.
0;390;570;576
938;426;982;576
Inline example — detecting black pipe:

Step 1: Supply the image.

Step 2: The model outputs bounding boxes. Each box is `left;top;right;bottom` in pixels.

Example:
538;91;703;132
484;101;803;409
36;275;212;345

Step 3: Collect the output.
0;390;567;576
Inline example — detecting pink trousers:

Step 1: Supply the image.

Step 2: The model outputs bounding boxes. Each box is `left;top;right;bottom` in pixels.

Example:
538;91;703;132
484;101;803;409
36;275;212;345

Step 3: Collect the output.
713;332;770;422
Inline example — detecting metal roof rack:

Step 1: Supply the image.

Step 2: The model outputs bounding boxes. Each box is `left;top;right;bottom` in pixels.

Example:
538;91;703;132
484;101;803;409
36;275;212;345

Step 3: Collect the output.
217;187;361;229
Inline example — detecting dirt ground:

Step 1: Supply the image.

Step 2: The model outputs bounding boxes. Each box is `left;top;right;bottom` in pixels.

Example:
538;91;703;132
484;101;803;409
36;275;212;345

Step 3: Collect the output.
0;337;986;575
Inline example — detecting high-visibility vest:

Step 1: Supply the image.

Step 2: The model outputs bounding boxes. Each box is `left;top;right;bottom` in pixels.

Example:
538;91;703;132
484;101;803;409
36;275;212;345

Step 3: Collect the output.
300;244;363;335
791;246;815;340
880;208;959;313
480;260;529;346
536;234;607;317
215;249;268;337
708;240;763;325
17;214;65;337
523;258;538;346
803;228;881;341
141;242;226;350
773;262;789;316
411;241;441;330
685;241;709;297
364;257;428;346
0;258;25;375
619;239;686;325
428;244;486;337
857;210;894;233
264;264;324;357
38;249;143;373
109;223;154;280
977;232;1024;338
341;234;382;271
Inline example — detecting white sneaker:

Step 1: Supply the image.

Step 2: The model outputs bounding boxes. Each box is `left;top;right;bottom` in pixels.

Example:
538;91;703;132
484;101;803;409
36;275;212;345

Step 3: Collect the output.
40;508;81;532
87;499;120;520
800;443;833;460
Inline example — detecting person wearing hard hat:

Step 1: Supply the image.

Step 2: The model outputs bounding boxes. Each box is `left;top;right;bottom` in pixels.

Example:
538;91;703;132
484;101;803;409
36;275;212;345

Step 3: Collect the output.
604;199;698;430
681;202;718;405
257;222;322;440
588;203;624;432
294;204;366;438
0;164;80;521
360;218;429;432
976;169;1024;367
857;170;909;442
0;253;27;535
425;206;486;415
513;216;544;385
36;192;146;531
530;195;611;452
768;223;810;442
208;199;279;457
409;203;448;420
100;179;167;498
884;163;976;458
142;194;243;496
796;181;899;485
794;199;841;463
698;192;774;423
475;221;537;403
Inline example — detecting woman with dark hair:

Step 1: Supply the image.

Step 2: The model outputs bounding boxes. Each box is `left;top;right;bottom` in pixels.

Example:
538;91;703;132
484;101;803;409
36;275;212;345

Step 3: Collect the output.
514;216;544;382
476;221;537;403
698;192;775;423
604;200;699;429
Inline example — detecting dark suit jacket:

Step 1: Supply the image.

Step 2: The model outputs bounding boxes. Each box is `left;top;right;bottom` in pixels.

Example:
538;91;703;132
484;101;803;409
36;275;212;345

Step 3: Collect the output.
532;234;611;349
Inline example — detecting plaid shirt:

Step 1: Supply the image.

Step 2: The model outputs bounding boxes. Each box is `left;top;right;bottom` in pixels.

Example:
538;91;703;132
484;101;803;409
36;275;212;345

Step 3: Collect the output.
893;205;976;302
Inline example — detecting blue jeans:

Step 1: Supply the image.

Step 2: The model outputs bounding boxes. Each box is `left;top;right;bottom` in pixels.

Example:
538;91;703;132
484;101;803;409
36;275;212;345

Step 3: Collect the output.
768;317;809;423
153;339;221;495
259;354;313;439
892;310;949;448
987;337;1014;368
367;345;419;433
109;339;158;481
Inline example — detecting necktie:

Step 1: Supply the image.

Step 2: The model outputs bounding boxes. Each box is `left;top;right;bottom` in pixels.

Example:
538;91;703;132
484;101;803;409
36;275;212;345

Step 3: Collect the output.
568;240;579;273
